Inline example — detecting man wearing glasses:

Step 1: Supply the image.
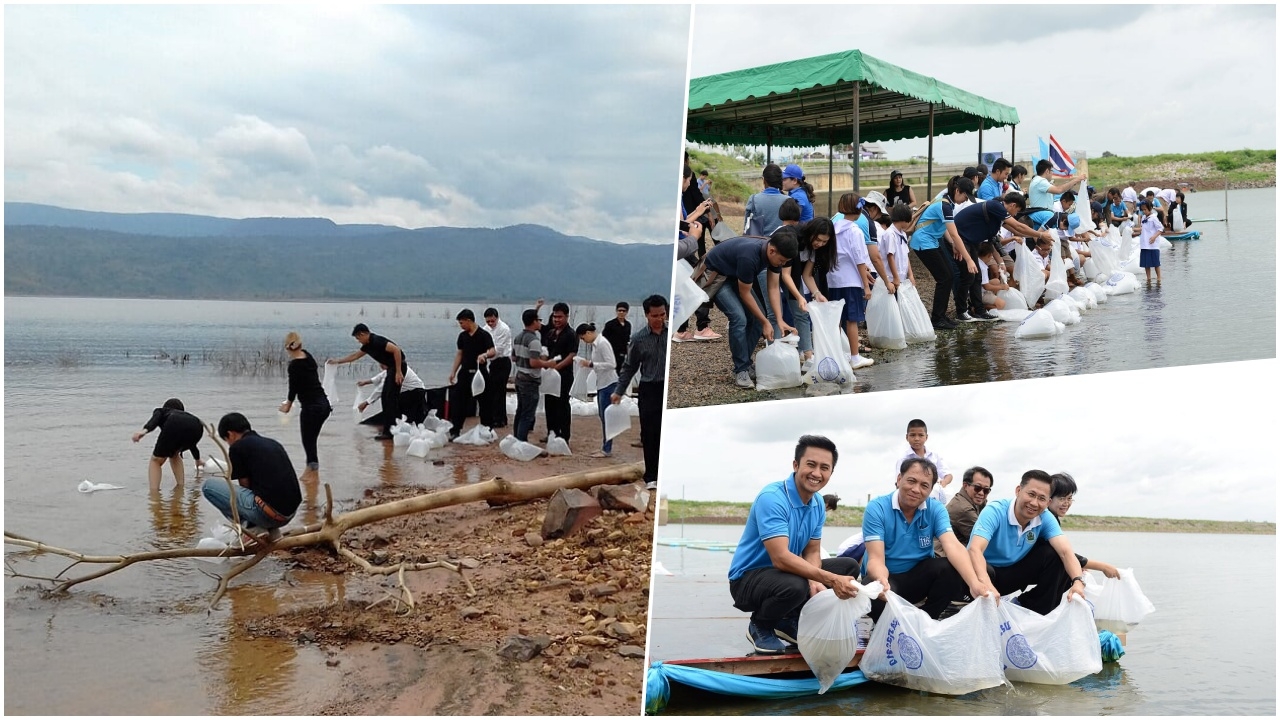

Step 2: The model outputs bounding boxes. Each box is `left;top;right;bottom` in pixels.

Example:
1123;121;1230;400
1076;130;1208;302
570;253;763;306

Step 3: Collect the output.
934;466;993;557
967;469;1088;615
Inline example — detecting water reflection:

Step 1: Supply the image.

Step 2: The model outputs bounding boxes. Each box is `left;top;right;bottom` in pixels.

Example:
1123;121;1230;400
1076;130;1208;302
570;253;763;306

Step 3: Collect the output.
149;482;203;550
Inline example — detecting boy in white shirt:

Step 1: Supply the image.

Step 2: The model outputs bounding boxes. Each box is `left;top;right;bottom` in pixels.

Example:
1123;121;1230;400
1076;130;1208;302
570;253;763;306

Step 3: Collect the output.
895;419;954;503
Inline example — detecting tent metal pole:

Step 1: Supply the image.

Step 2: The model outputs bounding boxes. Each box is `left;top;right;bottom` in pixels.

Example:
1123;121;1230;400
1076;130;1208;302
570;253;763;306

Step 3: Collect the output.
828;139;834;216
927;103;934;198
852;81;861;192
1011;124;1016;166
978;119;984;167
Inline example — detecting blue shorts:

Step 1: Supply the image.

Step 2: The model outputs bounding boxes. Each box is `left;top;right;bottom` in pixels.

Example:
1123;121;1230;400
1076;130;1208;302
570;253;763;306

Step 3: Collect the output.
1139;248;1161;268
829;286;867;323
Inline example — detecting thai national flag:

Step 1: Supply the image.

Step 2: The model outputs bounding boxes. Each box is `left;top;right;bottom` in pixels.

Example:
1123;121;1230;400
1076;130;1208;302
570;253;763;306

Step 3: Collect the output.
1047;135;1075;177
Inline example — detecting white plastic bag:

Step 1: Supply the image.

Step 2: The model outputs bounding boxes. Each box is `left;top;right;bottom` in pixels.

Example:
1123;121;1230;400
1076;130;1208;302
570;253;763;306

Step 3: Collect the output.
77;480;125;493
895;281;936;343
1014;241;1046;307
993;308;1032;323
471;368;486;397
1084;282;1108;304
1043;298;1078;326
1068;286;1096;310
860;593;1006;695
1014;309;1060;340
1045;231;1070;300
406;437;430;457
321;361;340;404
1105;271;1139;295
569;361;594;401
453;424;496;446
672;259;710;330
540;366;562;396
603;403;631;440
201;458;228;476
808;299;855;385
393;431;412;447
545;431;571;456
998;287;1029;311
865;278;907;350
754;341;803;391
1085;568;1155;632
570;398;597;416
998;592;1102;684
499;434;544;462
798;581;883;694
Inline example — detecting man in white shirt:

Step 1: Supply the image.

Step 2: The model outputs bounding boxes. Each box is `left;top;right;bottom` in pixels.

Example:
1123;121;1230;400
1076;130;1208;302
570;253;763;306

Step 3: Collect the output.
481;307;514;429
894;419;953;503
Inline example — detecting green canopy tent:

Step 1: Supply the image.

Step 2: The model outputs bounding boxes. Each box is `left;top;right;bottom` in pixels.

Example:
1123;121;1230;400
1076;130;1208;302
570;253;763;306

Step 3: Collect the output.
687;49;1019;211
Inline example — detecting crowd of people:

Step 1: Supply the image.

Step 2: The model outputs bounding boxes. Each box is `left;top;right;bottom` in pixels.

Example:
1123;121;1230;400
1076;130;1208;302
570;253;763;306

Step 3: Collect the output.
678;155;1188;389
727;427;1119;655
131;297;670;544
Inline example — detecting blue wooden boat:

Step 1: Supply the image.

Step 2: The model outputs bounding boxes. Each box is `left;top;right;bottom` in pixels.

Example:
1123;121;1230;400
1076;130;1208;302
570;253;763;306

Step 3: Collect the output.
1166;230;1201;241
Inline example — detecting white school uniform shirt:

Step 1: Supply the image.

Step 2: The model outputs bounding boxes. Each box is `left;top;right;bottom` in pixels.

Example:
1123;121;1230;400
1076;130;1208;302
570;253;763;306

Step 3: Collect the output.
828;218;871;288
1121;187;1139;204
881;224;911;281
1036;250;1052;269
1158;188;1176;205
979;260;991;285
1139;213;1164;250
894;446;953;504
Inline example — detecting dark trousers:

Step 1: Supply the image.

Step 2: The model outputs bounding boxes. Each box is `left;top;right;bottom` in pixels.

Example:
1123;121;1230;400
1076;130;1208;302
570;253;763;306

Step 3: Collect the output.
637;380;663;484
866;556;967;621
401;388;428;424
298;401;332;466
955;239;986;314
729;557;861;629
482;357;511;428
544;375;572;441
915;247;955;322
513;378;539;442
985;540;1073;615
449;369;478;436
380;371;402;433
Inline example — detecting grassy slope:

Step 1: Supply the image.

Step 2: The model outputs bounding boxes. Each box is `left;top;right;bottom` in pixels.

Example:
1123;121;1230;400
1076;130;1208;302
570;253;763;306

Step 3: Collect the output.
664;500;1276;535
689;148;1276;203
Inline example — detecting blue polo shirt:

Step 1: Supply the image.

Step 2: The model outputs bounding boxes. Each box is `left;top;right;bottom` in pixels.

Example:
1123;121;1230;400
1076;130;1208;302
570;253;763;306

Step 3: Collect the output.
788;187;815;222
705;236;779;281
977;175;1004;201
861;491;953;574
728;474;826;581
908;200;953;251
969;498;1063;567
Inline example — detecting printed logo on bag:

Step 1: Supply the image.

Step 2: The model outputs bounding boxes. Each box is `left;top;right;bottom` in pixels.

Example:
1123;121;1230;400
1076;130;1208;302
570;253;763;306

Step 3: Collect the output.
884;618;899;666
673;295;684;316
1106;272;1124;286
1005;634;1038;669
816;356;844;383
897;634;923;670
1017;311;1038;328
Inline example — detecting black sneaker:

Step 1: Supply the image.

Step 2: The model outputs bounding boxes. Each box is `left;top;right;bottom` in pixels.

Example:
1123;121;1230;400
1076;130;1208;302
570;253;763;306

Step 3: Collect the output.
746;621;788;654
774;615;800;645
933;317;958;330
957;311;979;323
971;309;998;322
373;432;394;441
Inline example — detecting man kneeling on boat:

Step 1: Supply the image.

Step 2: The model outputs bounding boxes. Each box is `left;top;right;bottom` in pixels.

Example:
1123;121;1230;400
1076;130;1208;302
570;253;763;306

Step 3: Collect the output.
862;457;995;621
967;469;1088;614
727;435;862;655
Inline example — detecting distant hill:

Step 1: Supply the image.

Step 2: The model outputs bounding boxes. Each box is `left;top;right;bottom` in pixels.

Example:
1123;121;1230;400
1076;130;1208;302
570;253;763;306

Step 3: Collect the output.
3;203;674;304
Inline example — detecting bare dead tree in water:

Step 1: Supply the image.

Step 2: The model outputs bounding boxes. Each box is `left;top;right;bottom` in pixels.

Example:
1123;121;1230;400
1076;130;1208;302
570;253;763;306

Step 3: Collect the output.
5;454;644;613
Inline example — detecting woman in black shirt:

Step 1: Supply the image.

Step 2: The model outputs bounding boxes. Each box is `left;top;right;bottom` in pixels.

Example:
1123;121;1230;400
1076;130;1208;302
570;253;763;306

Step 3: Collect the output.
885;170;916;209
280;331;332;472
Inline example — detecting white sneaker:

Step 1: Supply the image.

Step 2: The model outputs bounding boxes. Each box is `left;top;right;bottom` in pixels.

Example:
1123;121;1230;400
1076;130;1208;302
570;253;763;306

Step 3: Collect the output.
850;354;875;370
734;371;754;389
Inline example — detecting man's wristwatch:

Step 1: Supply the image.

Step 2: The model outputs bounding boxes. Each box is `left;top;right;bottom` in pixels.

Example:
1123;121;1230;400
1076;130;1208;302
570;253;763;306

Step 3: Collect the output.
1070;575;1085;586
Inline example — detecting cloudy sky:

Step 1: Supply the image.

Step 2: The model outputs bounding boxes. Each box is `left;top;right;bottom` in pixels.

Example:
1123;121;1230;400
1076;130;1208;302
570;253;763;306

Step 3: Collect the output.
690;5;1276;163
657;360;1277;523
4;6;690;243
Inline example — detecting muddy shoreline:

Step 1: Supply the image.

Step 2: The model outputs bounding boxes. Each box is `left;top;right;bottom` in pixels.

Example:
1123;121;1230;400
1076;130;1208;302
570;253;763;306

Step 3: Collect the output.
233;413;655;716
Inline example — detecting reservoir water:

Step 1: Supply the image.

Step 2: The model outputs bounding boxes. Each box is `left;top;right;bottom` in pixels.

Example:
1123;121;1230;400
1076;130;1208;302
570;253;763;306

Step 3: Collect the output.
649;523;1276;715
2;297;615;714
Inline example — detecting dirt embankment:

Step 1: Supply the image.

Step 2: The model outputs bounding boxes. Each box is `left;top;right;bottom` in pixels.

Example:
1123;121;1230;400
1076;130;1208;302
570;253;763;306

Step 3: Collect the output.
235;417;656;716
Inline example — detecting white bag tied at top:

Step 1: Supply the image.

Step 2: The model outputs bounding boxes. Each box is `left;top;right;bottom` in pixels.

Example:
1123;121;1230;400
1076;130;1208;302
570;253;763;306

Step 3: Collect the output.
997;592;1102;685
754;341;802;391
808;299;855;385
540;366;562;396
321;361;340;404
603;402;631;440
798;580;884;694
672;259;710;330
1084;568;1155;632
860;592;1006;695
1044;230;1070;300
470;366;486;397
895;280;936;343
1013;308;1060;340
865;278;907;350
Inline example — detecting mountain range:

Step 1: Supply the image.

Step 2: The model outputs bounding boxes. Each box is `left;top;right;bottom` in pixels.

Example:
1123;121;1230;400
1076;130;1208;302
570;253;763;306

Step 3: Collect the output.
3;202;674;304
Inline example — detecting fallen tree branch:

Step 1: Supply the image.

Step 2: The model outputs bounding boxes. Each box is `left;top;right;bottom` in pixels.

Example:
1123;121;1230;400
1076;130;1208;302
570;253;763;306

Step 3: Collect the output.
5;462;643;606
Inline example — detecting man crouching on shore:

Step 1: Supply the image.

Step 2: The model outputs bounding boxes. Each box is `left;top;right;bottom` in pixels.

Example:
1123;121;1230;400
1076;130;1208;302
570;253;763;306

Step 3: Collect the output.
727;435;861;655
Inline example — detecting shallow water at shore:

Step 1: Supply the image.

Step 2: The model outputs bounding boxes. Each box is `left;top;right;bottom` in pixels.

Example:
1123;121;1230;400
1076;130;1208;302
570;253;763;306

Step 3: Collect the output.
649;524;1276;715
2;297;617;714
